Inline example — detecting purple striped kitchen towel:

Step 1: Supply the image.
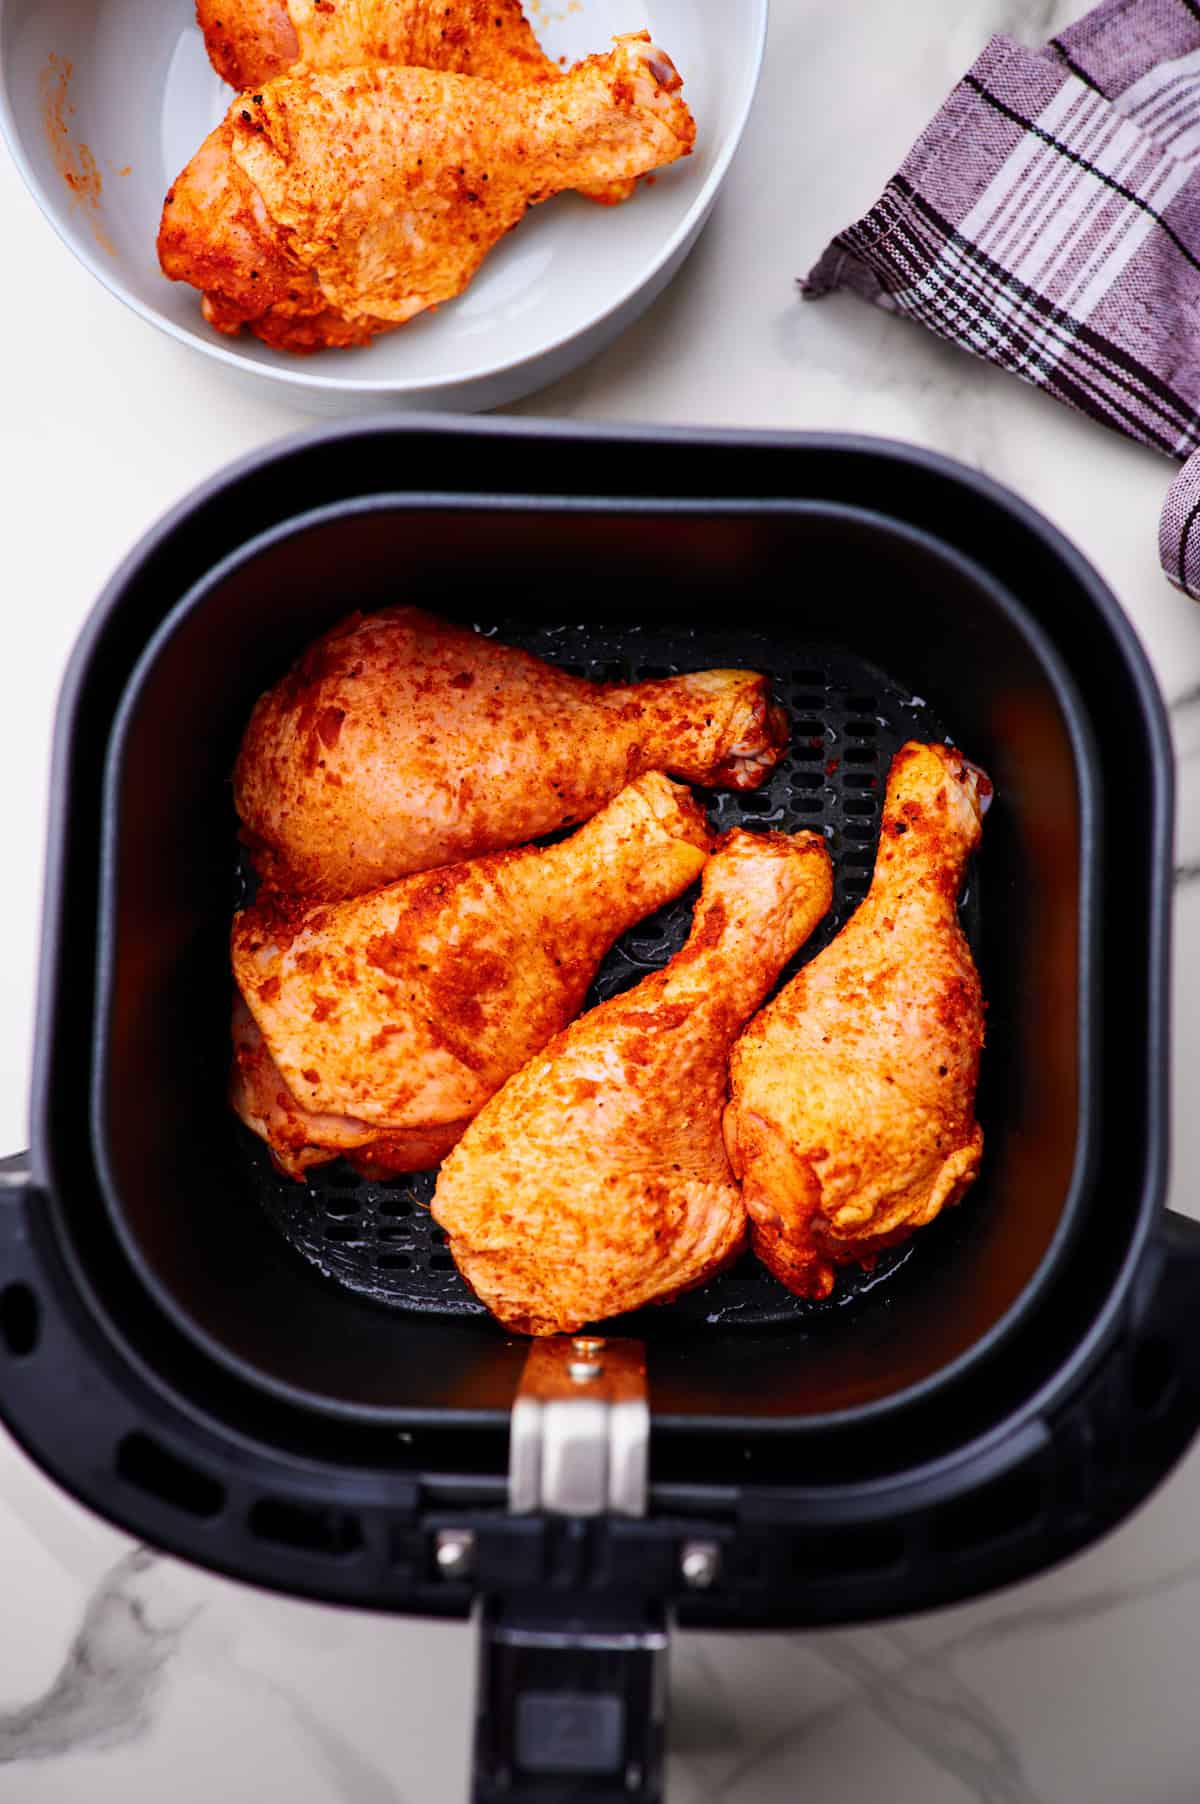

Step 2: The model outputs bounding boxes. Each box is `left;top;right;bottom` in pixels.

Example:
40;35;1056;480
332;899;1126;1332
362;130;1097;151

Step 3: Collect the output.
803;0;1200;600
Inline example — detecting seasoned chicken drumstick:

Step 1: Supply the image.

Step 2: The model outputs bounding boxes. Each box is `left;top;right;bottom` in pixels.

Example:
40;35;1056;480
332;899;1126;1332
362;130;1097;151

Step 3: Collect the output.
233;773;710;1178
198;0;301;88
433;829;834;1335
725;743;988;1300
236;607;786;899
231;995;403;1176
195;0;636;205
159;34;693;352
198;0;556;91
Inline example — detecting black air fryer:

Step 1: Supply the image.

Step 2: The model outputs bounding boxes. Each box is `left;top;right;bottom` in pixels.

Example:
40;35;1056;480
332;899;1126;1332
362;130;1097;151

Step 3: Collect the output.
0;420;1192;1804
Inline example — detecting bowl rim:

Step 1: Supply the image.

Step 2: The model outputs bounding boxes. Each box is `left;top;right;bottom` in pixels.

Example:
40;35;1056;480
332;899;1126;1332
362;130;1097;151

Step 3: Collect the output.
0;0;769;396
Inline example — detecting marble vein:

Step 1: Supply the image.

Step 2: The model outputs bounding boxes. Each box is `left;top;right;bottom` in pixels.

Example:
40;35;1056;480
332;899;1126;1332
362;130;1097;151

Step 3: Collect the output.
0;1550;194;1766
0;1542;411;1800
814;1630;1044;1804
679;1555;1200;1802
932;1553;1200;1659
219;1655;407;1804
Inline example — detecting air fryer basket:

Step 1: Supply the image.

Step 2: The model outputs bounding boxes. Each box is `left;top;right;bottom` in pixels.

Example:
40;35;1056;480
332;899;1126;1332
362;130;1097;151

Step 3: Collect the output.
94;496;1084;1430
1;423;1192;1663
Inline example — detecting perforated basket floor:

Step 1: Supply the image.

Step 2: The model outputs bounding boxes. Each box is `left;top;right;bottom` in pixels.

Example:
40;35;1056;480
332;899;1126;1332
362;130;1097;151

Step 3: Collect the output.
242;624;977;1332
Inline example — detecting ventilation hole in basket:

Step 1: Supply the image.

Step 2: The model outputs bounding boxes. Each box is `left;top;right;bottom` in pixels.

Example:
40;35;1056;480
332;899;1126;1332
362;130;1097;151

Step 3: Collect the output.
324;1223;363;1243
792;692;824;710
931;1472;1044;1555
379;1225;414;1242
432;1227;449;1246
0;1283;39;1358
844;748;879;765
844;824;875;843
845;850;874;867
791;1523;905;1579
740;794;778;815
843;772;878;789
1131;1337;1178;1415
844;798;876;816
324;1197;362;1219
845;719;880;737
430;1253;455;1272
846;693;877;710
117;1433;225;1519
378;1252;414;1271
379;1198;414;1218
793;718;824;737
250;1498;364;1557
323;1171;362;1191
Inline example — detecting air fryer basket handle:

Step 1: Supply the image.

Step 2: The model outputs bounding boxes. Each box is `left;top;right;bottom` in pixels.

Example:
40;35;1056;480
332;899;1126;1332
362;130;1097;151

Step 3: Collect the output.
0;1151;31;1190
1140;1207;1200;1382
1156;1205;1200;1258
1039;1205;1200;1558
473;1600;668;1803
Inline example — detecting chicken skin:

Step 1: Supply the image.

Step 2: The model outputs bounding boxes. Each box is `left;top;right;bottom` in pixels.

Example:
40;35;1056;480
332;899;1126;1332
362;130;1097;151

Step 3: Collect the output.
198;0;554;91
235;607;787;900
433;829;834;1336
232;993;388;1175
195;0;637;205
234;998;506;1177
725;743;988;1300
233;773;710;1178
198;0;301;88
159;34;693;351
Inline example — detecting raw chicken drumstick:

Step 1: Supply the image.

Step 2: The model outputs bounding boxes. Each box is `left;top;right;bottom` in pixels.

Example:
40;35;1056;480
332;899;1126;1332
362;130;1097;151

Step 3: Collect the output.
195;0;637;203
725;743;988;1300
198;0;557;91
158;35;693;352
231;994;404;1175
433;829;834;1335
232;773;710;1178
235;607;787;899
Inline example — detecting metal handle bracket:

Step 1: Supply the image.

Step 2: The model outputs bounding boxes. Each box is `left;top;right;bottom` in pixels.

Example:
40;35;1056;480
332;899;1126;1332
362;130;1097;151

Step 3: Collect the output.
508;1336;650;1519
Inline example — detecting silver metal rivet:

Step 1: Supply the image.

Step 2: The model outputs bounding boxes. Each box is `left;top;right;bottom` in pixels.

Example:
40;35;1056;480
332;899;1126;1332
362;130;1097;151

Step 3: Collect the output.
625;1761;644;1791
680;1540;721;1591
568;1359;603;1382
435;1528;476;1579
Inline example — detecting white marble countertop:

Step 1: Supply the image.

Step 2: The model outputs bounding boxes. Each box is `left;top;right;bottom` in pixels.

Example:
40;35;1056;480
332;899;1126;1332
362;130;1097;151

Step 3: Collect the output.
5;0;1200;1799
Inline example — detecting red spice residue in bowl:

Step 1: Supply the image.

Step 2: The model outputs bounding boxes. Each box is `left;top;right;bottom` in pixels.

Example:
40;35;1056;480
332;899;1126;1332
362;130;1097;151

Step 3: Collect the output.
40;52;115;256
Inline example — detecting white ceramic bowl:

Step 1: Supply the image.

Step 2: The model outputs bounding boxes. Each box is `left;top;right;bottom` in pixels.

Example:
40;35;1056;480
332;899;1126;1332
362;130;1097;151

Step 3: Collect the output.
0;0;766;412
